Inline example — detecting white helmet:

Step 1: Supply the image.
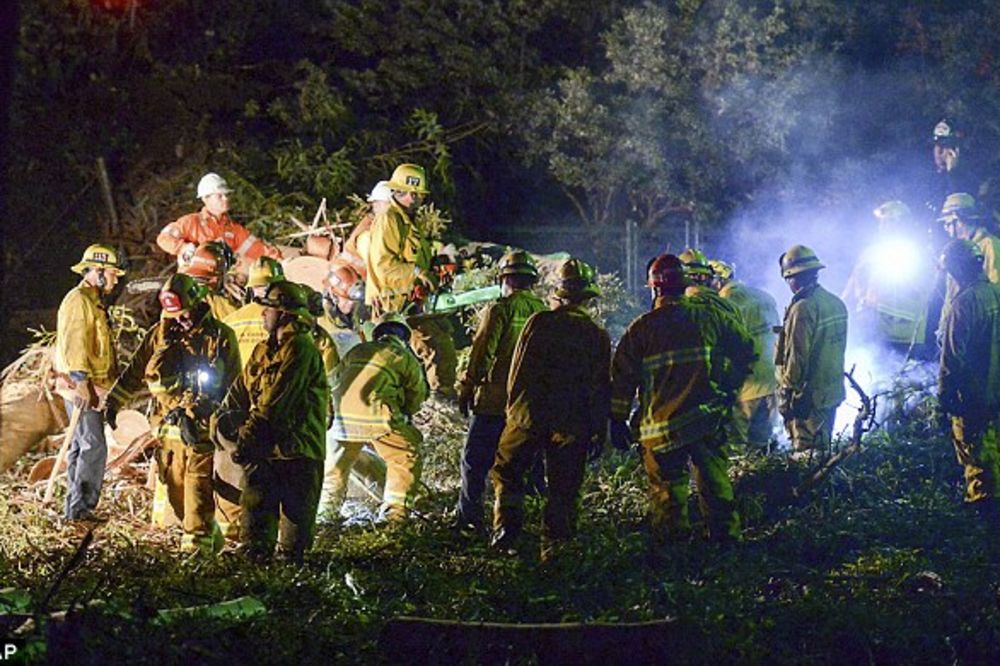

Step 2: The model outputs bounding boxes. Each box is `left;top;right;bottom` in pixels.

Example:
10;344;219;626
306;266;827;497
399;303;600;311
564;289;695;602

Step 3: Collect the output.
366;180;392;203
197;172;232;199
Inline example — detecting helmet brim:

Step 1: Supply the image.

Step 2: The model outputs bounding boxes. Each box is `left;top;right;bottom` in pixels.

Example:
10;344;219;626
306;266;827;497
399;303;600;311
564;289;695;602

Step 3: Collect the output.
386;179;430;195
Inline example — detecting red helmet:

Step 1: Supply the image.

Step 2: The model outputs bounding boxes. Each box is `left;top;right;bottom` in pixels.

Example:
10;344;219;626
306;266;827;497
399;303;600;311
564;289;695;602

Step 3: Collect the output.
324;265;363;301
180;242;231;284
647;254;687;290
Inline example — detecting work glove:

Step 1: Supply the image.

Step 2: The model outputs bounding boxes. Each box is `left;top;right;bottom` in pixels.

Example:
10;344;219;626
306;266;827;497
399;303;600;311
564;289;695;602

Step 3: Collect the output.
178;242;197;267
233;418;273;466
74;378;99;410
104;401;119;431
458;389;473;418
164;407;200;447
610;420;633;452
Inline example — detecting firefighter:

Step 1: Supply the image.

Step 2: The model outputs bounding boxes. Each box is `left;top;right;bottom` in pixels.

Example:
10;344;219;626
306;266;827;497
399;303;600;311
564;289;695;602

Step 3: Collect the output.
223;257;286;365
775;245;848;458
54;244;126;522
453;250;547;532
678;248;714;293
156;172;281;272
611;255;754;542
326;313;429;522
216;280;328;562
179;241;241;320
840;201;932;352
106;274;239;553
302;284;341;377
364;163;457;399
938;239;1000;520
710;258;780;452
320;264;364;358
929;119;980;213
939;193;1000;284
490;258;611;561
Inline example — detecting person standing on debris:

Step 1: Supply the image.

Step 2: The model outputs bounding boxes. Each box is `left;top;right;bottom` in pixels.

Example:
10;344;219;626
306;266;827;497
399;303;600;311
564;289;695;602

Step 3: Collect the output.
611;255;754;543
938;239;1000;520
54;244;127;522
217;280;328;562
223;257;286;365
325;314;428;522
710;259;780;452
105;274;240;553
157;172;281;272
775;245;848;459
453;251;547;532
490;259;611;561
365;163;457;399
179;241;241;321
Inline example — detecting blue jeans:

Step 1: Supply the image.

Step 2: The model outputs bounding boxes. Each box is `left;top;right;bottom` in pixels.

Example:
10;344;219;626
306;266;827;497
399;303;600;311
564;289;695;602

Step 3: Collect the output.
63;403;108;519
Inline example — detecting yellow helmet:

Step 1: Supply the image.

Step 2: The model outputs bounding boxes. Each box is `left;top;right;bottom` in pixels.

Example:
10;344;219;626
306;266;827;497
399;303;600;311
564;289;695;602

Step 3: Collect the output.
779;244;825;278
386;163;430;195
255;280;311;322
708;259;734;283
371;312;412;343
71;244;126;276
873;200;911;223
555;258;601;299
246;257;285;288
497;250;539;280
937;192;982;224
678;248;712;276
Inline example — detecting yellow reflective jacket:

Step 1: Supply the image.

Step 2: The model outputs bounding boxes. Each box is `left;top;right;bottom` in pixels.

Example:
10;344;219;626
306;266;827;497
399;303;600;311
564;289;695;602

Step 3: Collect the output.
54;282;117;389
459;289;547;416
364;200;432;311
611;294;755;451
221;321;329;461
939;277;1000;418
330;337;428;443
775;283;848;414
505;303;611;438
719;281;779;401
205;291;238;322
223;302;267;366
106;308;240;439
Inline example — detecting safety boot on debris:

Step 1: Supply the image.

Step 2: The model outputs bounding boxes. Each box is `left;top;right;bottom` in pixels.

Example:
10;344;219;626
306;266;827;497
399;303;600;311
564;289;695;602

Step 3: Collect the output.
490;527;521;556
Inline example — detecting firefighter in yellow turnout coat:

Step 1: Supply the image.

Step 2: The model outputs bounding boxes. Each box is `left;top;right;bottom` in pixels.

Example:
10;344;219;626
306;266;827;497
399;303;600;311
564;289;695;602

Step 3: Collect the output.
326;314;429;521
216;281;329;562
611;255;755;542
106;274;240;553
490;259;611;559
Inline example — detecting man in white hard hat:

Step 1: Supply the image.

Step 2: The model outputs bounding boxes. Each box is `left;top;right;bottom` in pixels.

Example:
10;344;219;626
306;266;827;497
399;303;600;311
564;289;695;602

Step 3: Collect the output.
157;172;281;272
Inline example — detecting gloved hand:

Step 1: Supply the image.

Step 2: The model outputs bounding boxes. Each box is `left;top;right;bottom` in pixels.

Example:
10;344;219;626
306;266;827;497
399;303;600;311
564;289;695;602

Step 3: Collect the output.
610;420;633;452
104;401;119;430
458;390;473;418
74;378;99;410
165;407;199;446
178;242;197;267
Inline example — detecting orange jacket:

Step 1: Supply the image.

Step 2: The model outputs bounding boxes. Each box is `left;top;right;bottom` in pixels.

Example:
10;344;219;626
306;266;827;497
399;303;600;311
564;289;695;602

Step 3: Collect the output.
157;208;280;264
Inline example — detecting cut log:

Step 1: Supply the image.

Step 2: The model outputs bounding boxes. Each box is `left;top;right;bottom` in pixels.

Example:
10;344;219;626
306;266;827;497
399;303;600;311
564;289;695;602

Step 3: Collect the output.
282;255;330;292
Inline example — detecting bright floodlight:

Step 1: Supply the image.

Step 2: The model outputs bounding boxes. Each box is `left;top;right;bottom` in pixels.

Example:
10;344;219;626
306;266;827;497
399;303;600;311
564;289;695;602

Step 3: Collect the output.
870;237;922;286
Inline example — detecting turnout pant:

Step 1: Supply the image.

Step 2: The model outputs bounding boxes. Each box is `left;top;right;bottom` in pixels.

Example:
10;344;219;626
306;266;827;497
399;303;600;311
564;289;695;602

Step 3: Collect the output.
63;404;108;520
491;425;586;544
155;437;218;552
951;415;1000;505
733;395;775;451
641;437;741;541
408;315;457;398
323;425;422;520
241;457;324;561
785;407;837;453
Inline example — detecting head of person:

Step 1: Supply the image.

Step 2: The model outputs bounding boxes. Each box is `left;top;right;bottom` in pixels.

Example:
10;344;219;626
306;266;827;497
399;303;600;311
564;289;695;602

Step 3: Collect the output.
779;244;825;294
197;172;232;217
497;250;539;296
255;280;311;334
179;241;234;289
648;254;689;300
707;258;734;291
938;192;983;240
324;264;363;315
678;248;714;288
158;273;208;332
932;118;961;173
939;239;985;287
71;243;127;294
555;258;601;305
245;257;286;301
873;200;912;236
371;312;412;345
386;163;430;212
367;180;393;216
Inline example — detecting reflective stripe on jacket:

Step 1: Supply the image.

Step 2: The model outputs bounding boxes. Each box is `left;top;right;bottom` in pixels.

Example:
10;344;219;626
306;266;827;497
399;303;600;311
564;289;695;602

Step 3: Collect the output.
611;294;755;451
939;278;1000;417
54;282;116;389
330;337;428;442
775;283;848;412
364;200;431;310
719;281;779;401
505;303;611;438
460;289;547;415
223;302;267;366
